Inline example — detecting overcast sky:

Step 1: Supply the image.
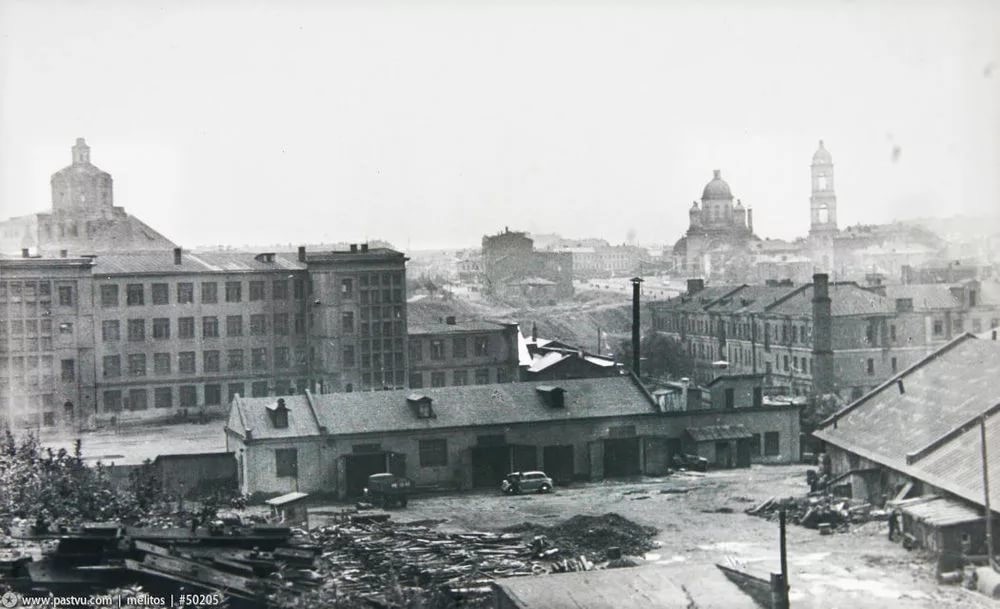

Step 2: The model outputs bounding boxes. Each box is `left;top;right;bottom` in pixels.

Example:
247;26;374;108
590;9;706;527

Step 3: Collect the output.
1;0;998;251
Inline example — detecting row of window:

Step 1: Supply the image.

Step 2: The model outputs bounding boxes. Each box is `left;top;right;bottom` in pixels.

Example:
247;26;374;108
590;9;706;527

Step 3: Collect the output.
749;431;781;457
99;278;306;307
101;379;305;413
101;347;305;378
408;367;507;388
0;281;76;307
100;314;305;341
410;335;493;362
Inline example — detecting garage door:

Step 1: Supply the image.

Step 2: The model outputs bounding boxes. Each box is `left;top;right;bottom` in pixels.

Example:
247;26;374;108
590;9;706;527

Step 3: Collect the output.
472;445;509;488
543;445;574;485
603;437;641;478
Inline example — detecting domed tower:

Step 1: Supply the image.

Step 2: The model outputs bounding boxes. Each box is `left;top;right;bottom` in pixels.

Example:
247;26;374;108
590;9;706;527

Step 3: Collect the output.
809;140;837;235
50;138;114;220
701;169;733;226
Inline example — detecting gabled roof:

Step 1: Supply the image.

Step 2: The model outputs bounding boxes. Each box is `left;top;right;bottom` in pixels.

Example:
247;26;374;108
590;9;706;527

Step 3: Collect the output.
815;334;1000;510
650;285;745;313
228;377;657;440
882;284;961;310
764;282;894;317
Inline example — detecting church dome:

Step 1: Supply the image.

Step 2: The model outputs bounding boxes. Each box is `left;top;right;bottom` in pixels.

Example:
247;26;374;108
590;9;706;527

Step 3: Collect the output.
701;170;733;200
812;140;832;165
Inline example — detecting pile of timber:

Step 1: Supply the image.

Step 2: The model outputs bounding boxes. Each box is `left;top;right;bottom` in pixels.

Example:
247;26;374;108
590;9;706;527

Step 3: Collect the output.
746;495;875;533
1;521;316;608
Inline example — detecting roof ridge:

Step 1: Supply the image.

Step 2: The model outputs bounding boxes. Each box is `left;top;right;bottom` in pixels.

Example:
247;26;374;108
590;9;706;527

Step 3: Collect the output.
906;403;1000;465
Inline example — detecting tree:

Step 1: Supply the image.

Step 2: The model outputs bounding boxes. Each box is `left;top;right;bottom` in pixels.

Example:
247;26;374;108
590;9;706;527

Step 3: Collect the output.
614;334;694;380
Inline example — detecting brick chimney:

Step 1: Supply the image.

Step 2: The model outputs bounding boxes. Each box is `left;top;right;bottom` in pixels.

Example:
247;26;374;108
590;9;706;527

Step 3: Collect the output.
811;273;834;394
298;246;306;262
631;277;643;376
173;247;182;265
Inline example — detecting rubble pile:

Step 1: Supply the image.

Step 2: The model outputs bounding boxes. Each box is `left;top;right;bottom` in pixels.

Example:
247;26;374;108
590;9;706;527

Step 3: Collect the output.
503;513;658;560
746;495;877;533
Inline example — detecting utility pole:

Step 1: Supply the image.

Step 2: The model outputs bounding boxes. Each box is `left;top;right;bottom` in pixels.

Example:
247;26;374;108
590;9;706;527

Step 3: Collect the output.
771;508;790;609
982;415;995;571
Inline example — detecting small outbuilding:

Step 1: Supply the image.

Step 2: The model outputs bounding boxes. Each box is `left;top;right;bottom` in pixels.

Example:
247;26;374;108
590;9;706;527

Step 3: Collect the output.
265;491;309;527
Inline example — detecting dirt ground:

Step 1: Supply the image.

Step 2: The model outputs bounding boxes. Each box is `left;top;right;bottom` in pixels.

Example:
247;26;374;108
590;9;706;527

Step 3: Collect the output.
310;465;995;609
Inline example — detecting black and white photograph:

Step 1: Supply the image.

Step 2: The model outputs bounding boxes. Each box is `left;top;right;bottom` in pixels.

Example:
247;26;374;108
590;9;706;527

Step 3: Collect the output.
1;0;999;607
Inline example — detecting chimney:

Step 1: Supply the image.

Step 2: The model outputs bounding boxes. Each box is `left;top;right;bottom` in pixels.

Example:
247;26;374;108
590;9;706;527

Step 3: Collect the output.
631;277;643;377
361;243;369;253
350;244;358;253
686;278;705;295
531;322;538;342
21;248;29;258
298;246;306;262
173;247;182;265
811;273;834;394
59;249;68;258
746;208;754;233
445;316;456;325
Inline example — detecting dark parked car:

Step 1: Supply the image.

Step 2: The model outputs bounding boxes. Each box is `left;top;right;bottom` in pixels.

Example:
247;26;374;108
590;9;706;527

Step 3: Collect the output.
501;471;553;495
363;473;412;508
672;453;709;472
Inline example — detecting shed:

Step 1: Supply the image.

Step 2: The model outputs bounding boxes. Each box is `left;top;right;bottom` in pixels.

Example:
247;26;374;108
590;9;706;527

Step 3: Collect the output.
683;424;753;469
265;492;309;527
895;495;995;569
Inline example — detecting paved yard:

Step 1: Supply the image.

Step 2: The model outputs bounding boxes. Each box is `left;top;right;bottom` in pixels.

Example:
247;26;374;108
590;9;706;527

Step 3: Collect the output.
310;465;993;609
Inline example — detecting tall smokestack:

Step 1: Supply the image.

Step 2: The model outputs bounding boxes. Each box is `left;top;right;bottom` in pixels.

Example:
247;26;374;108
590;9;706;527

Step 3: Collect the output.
631;277;644;377
811;273;833;394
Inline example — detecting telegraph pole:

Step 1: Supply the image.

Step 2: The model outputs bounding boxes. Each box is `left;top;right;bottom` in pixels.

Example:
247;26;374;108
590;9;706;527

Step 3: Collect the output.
982;415;995;571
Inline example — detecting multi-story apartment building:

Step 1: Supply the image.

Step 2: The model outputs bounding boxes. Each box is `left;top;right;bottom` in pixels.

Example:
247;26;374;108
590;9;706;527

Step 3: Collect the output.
1;244;408;428
407;317;520;389
0;256;98;428
647;275;995;401
306;245;409;393
89;248;310;420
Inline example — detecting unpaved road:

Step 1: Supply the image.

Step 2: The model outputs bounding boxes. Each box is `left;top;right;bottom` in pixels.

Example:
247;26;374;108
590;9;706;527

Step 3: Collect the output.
312;465;993;609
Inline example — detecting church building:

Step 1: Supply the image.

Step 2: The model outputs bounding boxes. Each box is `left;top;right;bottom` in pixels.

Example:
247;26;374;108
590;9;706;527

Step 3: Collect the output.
0;138;176;256
672;170;758;278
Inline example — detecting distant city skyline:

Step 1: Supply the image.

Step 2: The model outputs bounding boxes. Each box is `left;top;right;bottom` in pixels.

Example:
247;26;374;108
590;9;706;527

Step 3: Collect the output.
1;0;998;251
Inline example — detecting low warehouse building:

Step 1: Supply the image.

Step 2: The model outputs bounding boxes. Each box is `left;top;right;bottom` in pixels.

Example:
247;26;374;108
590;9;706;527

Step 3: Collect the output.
814;333;1000;562
225;375;801;498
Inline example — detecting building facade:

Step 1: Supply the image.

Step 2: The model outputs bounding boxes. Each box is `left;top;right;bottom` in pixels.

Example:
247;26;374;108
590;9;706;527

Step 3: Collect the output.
1;244;407;428
481;228;573;302
647;274;990;400
0;256;98;428
225;375;801;497
407;318;520;389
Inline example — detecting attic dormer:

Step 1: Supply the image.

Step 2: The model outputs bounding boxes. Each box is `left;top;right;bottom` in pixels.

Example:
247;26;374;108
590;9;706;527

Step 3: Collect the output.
255;252;277;263
536;385;566;408
266;398;289;428
407;393;435;419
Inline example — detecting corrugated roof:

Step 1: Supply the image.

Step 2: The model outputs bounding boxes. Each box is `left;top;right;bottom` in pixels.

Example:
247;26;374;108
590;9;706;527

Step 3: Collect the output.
882;285;961;310
815;334;1000;510
898;496;983;527
685;424;752;442
230;376;657;440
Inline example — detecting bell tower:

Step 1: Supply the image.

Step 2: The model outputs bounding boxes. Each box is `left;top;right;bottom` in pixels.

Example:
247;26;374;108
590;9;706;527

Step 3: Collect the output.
809;140;837;235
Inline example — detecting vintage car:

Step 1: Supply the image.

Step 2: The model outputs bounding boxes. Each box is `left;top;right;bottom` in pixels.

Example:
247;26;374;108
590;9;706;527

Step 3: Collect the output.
500;471;553;495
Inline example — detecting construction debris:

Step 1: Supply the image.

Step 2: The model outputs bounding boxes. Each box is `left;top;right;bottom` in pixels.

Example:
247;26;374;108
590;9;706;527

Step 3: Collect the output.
746;494;876;533
1;511;658;608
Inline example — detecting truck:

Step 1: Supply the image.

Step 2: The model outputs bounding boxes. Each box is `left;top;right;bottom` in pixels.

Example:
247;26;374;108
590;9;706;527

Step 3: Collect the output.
363;473;413;508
